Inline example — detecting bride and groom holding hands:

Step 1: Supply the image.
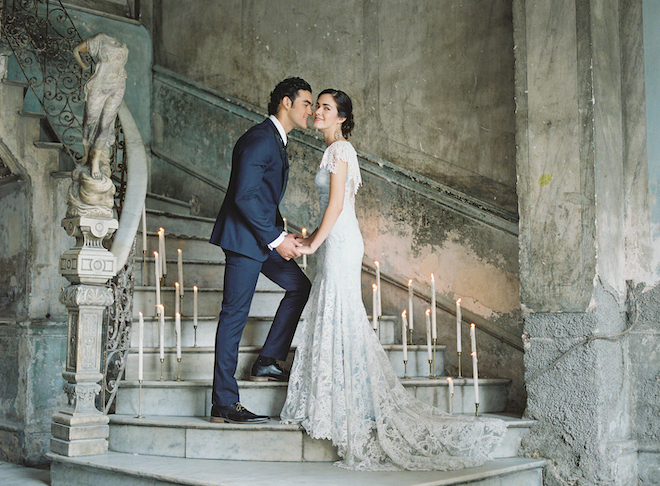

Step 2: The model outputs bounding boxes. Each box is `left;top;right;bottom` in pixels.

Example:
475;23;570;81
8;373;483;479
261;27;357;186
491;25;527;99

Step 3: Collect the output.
209;77;507;471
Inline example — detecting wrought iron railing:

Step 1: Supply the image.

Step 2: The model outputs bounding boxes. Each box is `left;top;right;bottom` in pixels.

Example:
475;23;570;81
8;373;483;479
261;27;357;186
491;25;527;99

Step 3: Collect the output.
1;0;135;414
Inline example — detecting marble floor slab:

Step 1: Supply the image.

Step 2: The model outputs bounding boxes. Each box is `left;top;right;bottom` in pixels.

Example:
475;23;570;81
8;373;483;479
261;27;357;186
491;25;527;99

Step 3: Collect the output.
49;451;546;486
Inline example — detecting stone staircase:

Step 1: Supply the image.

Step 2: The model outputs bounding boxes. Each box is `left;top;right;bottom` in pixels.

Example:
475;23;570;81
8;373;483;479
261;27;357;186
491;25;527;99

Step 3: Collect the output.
50;198;544;485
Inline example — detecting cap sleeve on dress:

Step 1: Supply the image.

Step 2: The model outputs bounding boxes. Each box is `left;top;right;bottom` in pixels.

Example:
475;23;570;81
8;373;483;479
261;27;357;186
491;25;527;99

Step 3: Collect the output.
319;141;362;195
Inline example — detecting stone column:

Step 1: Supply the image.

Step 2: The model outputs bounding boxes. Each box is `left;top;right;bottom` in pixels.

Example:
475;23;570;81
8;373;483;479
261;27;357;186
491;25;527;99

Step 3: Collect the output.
51;216;118;456
514;0;642;484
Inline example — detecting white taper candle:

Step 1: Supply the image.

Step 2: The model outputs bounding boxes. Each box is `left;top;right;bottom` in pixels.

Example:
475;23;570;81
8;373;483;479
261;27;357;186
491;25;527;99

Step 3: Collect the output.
456;298;462;353
177;248;184;296
138;311;144;381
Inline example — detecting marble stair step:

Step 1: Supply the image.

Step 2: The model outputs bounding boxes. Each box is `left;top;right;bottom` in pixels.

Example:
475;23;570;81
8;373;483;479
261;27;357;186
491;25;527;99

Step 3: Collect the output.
49;451;545;486
128;314;403;350
133;285;285;317
136;259;289;290
122;345;443;383
105;414;534;462
139;230;225;264
144;209;215;238
114;376;509;417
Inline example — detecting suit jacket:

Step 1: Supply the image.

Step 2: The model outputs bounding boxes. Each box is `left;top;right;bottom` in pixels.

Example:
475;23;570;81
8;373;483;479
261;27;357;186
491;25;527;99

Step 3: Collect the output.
209;118;288;262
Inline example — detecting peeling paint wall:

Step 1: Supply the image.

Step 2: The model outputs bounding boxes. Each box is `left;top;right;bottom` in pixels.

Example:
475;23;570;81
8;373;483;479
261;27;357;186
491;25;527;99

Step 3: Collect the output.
153;0;517;214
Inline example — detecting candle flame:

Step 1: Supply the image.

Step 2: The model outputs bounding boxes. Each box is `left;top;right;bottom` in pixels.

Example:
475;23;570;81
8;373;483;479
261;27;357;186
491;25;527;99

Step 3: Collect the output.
158;227;164;234
193;285;198;291
372;283;377;289
457;298;462;304
408;279;413;285
375;260;380;266
447;377;453;383
425;308;431;316
471;323;475;329
154;251;158;257
402;310;407;317
431;273;434;280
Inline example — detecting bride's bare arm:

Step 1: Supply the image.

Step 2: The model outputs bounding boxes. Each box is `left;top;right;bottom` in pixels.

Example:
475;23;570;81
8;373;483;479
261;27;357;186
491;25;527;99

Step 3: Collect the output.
299;160;348;254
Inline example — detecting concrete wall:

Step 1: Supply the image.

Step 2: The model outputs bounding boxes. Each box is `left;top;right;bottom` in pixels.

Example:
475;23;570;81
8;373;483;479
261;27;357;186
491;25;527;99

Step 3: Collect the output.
152;0;517;214
515;0;658;484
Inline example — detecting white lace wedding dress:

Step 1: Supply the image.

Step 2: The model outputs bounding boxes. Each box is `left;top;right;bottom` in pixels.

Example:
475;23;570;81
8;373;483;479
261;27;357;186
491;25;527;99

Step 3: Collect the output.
280;141;507;471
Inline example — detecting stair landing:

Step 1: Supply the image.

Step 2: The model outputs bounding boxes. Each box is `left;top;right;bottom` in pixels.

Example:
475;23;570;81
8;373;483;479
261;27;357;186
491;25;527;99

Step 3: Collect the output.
49;451;545;486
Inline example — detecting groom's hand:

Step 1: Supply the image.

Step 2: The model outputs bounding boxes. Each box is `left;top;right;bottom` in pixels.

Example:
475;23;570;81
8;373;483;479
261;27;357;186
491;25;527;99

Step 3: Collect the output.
275;233;303;260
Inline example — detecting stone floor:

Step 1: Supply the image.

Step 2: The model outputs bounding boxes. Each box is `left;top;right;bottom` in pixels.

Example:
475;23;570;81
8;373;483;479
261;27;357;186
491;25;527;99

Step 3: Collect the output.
0;460;50;486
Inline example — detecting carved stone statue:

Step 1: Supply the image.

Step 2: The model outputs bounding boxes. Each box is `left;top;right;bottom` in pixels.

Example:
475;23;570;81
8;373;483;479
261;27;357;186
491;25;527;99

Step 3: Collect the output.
67;33;129;219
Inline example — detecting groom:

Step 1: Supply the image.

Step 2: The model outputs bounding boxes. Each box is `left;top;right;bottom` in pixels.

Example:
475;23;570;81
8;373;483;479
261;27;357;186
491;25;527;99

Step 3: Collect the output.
209;77;313;424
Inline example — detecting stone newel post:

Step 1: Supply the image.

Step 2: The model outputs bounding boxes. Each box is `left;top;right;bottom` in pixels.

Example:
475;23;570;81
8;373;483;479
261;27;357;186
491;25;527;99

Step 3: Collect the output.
51;216;118;456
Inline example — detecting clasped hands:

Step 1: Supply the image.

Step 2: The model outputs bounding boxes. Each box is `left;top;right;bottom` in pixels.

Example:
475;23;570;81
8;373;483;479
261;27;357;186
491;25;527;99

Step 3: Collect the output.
275;233;316;261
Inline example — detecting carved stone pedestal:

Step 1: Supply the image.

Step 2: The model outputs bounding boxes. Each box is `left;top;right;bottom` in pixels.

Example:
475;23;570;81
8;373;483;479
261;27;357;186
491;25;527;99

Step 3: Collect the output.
51;217;117;457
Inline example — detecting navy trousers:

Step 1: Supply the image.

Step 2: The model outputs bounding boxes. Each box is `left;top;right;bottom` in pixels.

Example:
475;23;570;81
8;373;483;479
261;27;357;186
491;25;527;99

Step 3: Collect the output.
212;248;311;407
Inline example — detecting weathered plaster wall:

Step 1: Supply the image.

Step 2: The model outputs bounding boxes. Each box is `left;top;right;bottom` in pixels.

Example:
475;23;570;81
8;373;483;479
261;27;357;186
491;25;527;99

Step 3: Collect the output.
0;181;29;318
630;284;660;485
153;0;517;214
515;0;656;483
151;67;525;412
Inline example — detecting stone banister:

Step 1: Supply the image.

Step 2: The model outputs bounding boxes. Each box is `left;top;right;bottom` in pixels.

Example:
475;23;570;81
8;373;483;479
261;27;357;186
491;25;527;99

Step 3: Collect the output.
110;101;148;270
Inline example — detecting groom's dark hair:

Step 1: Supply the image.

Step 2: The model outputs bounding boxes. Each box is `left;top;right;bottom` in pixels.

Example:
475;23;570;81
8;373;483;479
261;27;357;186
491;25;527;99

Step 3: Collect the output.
268;77;312;116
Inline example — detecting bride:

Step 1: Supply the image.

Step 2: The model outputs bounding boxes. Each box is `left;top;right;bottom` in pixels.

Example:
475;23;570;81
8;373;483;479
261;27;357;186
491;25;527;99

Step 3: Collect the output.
280;89;507;471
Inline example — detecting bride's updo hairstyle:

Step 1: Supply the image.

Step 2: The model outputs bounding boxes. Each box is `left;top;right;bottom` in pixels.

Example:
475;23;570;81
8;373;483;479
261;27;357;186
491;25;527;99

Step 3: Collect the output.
319;88;354;138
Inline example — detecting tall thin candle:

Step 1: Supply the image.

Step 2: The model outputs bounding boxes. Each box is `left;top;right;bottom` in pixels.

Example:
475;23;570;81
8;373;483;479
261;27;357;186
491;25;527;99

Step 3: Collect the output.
142;204;147;254
193;285;198;327
456;298;462;353
431;274;437;340
158;228;167;278
401;310;408;362
283;217;288;232
154;251;161;307
175;282;180;316
138;311;144;381
177;249;184;296
175;312;182;360
158;305;165;361
425;309;432;362
471;323;479;404
375;261;382;317
372;284;378;331
408;279;414;334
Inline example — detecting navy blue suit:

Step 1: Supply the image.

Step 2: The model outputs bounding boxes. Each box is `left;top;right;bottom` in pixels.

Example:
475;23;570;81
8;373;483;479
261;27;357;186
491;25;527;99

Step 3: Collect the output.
210;118;310;408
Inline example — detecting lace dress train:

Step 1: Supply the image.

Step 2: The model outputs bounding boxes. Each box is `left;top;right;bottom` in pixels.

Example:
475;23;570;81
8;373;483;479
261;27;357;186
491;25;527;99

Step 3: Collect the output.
280;141;507;471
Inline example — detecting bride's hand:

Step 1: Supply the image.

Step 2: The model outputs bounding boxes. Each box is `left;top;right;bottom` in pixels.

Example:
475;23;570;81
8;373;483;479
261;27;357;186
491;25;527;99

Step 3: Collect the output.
296;237;317;255
298;245;315;255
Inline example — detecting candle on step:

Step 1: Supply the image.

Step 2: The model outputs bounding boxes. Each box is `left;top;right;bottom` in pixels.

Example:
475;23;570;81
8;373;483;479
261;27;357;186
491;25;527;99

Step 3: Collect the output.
193;285;198;327
138;311;144;381
175;282;180;316
401;310;408;362
154;251;161;307
372;284;378;331
431;273;437;340
425;309;432;362
408;279;414;334
142;204;147;255
301;228;307;269
175;312;181;360
158;228;167;278
177;248;184;296
471;323;479;405
447;376;454;396
456;298;462;353
375;261;382;318
158;305;165;361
